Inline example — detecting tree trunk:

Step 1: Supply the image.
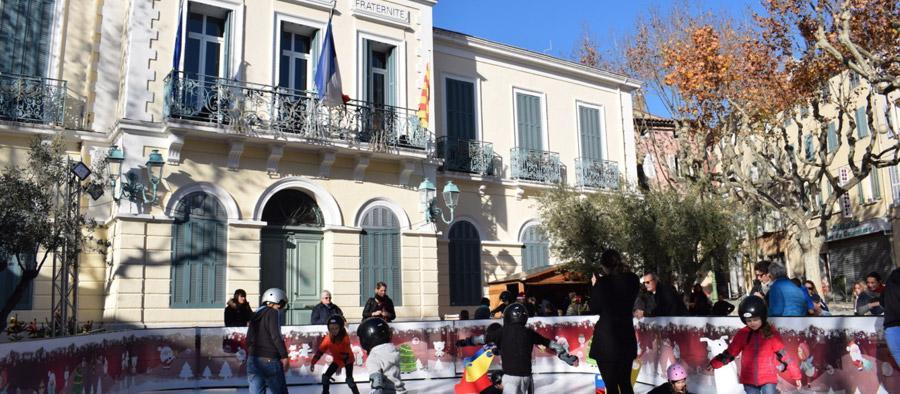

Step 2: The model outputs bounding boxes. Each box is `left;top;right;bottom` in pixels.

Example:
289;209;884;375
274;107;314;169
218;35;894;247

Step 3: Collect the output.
0;269;38;332
796;229;824;288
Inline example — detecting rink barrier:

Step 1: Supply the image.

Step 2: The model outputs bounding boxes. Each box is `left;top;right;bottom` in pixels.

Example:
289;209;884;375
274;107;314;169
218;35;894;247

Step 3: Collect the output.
0;316;895;392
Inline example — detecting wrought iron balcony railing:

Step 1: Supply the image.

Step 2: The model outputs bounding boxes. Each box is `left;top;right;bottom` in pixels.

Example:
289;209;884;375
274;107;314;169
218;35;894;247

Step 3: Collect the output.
510;147;561;184
575;157;620;189
0;74;67;126
435;137;494;175
164;71;431;151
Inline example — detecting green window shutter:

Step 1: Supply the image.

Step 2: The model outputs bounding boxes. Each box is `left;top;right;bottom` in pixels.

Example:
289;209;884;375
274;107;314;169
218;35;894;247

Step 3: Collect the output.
522;225;549;271
386;47;396;106
359;207;401;306
827;122;838;152
449;221;481;306
446;79;476;141
171;192;226;308
857;184;866;205
0;0;55;76
871;167;882;200
0;253;34;310
856;107;869;138
804;135;815;161
516;93;542;150
579;105;603;160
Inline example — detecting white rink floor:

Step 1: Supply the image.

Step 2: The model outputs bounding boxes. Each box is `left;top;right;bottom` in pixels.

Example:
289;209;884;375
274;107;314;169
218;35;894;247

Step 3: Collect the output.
148;374;657;393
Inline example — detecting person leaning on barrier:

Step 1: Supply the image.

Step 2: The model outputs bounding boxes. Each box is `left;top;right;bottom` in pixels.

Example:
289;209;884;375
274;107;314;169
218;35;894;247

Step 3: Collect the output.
764;261;807;317
310;290;344;325
363;282;396;322
473;297;492;320
857;272;885;316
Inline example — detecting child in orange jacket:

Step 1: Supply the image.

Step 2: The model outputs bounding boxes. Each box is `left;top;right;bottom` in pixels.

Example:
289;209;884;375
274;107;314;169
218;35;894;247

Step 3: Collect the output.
708;296;800;394
311;315;359;394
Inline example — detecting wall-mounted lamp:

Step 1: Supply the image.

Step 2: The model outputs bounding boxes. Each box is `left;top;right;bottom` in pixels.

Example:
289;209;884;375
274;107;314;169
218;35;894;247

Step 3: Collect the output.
105;145;165;204
418;179;459;224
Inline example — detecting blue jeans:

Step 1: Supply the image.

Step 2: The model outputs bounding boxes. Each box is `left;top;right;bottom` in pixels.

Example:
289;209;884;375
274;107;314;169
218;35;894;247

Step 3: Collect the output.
887;326;900;367
743;384;777;394
248;356;288;394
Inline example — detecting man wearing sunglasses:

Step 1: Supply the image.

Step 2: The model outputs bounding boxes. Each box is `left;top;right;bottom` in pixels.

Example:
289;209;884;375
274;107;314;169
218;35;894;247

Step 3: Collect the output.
750;261;774;299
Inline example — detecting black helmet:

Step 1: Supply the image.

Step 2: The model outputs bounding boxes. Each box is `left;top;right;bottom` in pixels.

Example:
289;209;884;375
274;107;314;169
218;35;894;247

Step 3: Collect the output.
327;315;345;327
356;317;391;352
499;291;512;303
503;303;528;325
738;295;767;324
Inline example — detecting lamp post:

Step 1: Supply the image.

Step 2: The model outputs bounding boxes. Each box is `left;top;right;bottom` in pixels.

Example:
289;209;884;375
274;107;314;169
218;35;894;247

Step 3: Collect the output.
418;179;459;224
105;145;165;204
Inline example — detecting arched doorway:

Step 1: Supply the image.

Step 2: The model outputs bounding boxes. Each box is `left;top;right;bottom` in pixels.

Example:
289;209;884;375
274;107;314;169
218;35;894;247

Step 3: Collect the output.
260;189;324;325
448;221;481;306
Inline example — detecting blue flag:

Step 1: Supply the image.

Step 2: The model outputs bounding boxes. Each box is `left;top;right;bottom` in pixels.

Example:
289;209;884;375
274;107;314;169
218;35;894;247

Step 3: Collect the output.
172;0;184;71
314;16;344;106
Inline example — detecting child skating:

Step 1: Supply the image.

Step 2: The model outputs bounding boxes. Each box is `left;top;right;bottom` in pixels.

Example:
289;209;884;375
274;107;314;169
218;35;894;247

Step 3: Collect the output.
310;315;359;394
648;364;693;394
455;303;577;394
356;317;406;393
708;296;800;394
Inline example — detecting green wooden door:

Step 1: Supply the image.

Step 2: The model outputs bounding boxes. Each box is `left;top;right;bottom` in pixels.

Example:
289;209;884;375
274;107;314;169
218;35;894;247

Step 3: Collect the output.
260;229;322;325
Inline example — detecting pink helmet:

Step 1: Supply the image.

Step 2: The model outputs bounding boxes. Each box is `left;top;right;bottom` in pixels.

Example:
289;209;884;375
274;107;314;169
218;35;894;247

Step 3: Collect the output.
667;363;687;381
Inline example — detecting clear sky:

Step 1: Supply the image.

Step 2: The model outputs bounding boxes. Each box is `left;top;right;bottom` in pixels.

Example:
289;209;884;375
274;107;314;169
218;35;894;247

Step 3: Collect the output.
433;0;761;116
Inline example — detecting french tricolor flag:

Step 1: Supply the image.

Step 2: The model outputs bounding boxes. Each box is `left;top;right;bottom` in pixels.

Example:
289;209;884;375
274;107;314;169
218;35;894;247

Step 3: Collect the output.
314;15;345;106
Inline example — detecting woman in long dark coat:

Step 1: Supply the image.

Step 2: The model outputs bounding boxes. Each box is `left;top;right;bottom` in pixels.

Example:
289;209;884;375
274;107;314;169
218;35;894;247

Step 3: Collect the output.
589;249;639;394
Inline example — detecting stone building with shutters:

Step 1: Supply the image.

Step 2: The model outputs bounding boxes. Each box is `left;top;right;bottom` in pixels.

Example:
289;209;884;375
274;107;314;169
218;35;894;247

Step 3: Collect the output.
0;0;639;327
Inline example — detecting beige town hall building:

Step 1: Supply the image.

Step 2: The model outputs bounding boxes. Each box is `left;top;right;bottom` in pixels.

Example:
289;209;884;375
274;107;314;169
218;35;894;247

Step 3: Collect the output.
0;0;639;327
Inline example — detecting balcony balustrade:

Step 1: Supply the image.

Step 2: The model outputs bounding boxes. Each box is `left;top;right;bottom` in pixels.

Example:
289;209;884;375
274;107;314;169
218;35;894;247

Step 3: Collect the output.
510;147;561;184
164;71;431;151
575;157;620;189
435;137;494;175
0;74;67;126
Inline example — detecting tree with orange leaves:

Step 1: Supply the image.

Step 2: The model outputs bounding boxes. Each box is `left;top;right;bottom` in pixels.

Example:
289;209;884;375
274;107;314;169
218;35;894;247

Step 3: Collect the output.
622;0;898;289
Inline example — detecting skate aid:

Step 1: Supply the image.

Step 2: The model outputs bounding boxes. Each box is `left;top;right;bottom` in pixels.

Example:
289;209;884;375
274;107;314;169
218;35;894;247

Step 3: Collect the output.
550;341;578;366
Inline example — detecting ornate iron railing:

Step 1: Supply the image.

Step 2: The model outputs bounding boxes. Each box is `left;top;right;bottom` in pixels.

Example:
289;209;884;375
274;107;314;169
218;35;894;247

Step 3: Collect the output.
575;157;620;189
435;137;494;175
164;71;431;151
0;74;67;126
510;147;561;184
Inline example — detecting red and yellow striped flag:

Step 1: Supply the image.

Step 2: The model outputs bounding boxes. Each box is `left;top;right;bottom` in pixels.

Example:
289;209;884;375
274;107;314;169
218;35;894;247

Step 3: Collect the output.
417;64;430;129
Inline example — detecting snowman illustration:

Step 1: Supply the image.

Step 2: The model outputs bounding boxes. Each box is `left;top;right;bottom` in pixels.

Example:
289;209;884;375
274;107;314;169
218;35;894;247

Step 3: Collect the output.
288;344;302;362
47;371;57;394
555;336;570;352
433;341;445;358
235;347;247;364
846;340;870;371
798;343;815;378
158;345;175;368
351;345;365;366
299;343;312;360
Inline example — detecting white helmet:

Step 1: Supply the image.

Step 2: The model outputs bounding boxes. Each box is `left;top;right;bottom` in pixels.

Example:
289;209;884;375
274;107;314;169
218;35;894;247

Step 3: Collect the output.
261;288;287;306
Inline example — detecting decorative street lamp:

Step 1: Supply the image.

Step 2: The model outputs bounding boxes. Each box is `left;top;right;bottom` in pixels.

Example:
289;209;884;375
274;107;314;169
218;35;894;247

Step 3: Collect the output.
105;145;165;204
418;179;460;224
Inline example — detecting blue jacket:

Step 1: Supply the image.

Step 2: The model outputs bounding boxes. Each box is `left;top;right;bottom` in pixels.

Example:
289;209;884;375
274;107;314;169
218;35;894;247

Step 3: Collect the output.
767;278;808;317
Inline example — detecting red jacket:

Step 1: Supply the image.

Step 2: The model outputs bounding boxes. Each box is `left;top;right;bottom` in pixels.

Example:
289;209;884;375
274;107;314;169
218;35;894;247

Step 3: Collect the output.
710;325;800;386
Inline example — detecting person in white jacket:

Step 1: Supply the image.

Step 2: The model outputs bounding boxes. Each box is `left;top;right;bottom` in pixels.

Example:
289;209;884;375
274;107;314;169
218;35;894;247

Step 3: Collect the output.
357;317;406;393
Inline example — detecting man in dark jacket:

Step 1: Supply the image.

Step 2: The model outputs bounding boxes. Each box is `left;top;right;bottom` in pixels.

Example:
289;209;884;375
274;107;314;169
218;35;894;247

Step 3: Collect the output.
642;272;687;316
884;267;900;366
362;282;396;322
473;298;491;319
310;290;344;325
247;288;289;394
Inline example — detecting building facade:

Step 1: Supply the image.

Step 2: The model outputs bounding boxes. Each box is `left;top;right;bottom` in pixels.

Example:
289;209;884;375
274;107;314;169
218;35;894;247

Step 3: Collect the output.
0;0;638;327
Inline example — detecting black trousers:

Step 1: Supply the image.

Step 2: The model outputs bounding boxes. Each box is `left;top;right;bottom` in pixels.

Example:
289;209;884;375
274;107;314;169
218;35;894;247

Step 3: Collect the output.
597;362;634;394
322;362;359;394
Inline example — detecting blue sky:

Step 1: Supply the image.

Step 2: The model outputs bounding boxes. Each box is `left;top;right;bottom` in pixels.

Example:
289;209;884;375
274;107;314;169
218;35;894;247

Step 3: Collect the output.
433;0;761;116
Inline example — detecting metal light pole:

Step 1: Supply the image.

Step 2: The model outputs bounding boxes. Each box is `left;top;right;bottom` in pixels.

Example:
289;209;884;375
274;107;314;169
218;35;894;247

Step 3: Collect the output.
50;159;89;336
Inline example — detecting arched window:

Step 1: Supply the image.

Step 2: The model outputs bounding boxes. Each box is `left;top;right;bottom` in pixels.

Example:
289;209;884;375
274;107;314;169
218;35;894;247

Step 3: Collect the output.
449;221;481;306
171;191;227;308
521;224;549;272
359;206;401;305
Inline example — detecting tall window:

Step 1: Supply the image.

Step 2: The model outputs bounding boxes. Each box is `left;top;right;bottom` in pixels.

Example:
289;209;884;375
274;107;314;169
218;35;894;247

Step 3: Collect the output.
827;122;838;152
0;0;55;76
359;206;401;306
521;224;549;271
804;135;815;161
578;104;604;160
183;4;231;79
171;191;227;308
856;107;869;138
279;23;318;92
0;252;35;310
445;78;476;141
515;91;543;150
448;221;481;306
890;165;900;205
364;40;396;106
870;167;882;201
